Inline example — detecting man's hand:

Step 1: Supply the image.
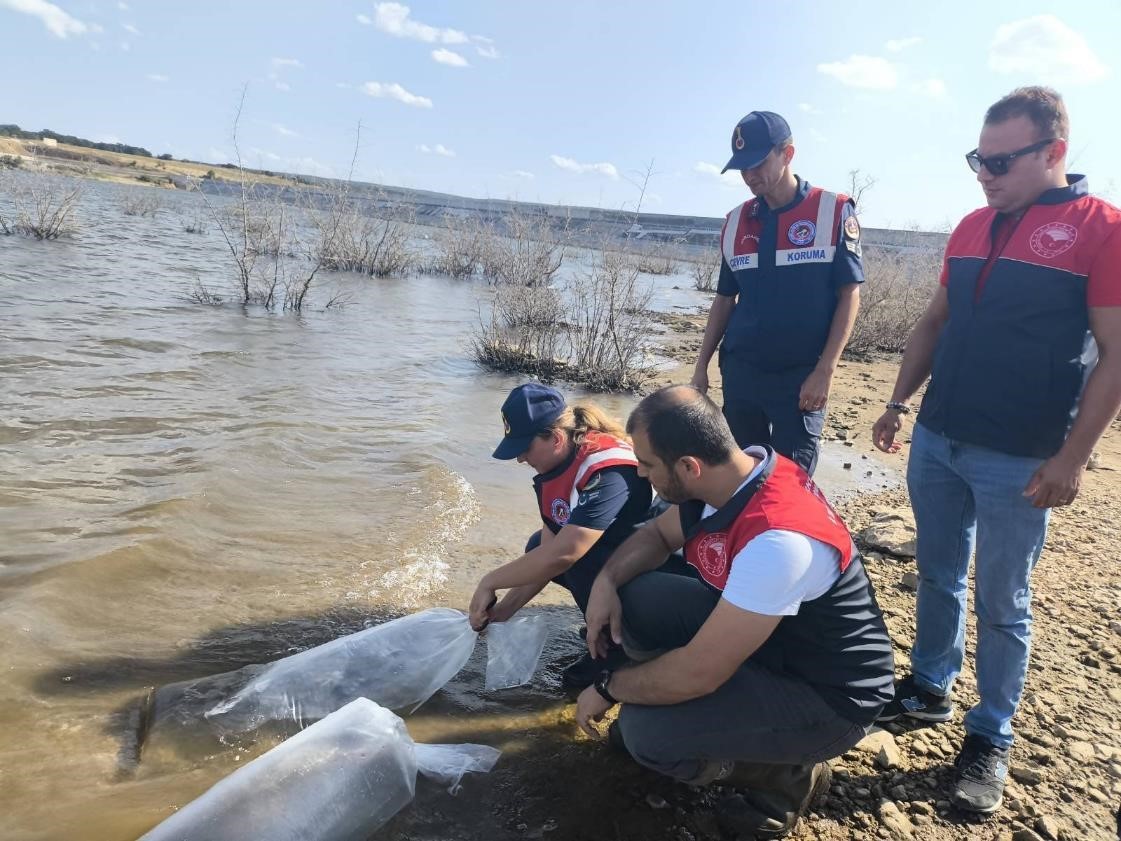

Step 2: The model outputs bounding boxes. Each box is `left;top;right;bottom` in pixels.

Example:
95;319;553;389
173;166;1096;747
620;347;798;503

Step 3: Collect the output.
468;581;497;632
584;575;623;659
799;367;832;412
872;409;905;454
1023;452;1085;509
575;685;613;738
486;593;520;625
690;367;710;395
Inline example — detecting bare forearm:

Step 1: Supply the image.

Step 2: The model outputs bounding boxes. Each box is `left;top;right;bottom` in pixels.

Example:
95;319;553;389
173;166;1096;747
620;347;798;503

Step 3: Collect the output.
819;287;860;372
495;581;548;615
484;543;570;590
608;647;713;705
694;295;735;371
1058;355;1121;465
599;522;675;588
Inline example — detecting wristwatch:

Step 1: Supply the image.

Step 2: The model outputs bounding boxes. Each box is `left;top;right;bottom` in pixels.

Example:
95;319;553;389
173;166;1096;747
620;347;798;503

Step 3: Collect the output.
886;401;911;415
593;670;618;705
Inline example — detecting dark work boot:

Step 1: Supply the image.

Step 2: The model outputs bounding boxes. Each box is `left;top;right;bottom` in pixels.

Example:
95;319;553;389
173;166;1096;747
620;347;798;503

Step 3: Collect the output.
716;761;832;839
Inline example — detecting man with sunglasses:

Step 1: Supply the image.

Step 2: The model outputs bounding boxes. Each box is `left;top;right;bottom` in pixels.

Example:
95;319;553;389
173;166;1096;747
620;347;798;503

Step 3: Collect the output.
691;111;864;476
872;87;1121;813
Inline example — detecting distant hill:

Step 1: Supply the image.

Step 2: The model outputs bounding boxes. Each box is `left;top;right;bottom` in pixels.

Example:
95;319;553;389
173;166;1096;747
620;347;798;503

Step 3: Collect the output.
0;124;152;158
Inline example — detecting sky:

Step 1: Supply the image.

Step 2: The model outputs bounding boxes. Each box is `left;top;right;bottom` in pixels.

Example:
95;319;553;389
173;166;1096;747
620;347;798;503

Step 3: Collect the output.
1;0;1118;229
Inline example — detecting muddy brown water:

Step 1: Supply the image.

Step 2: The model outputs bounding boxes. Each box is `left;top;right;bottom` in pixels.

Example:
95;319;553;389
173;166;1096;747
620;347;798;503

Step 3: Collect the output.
0;180;896;840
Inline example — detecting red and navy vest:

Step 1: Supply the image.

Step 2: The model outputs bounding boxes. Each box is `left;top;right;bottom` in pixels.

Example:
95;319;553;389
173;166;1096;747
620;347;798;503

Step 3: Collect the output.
681;449;852;588
919;175;1120;458
680;448;894;725
719;183;855;371
534;432;638;533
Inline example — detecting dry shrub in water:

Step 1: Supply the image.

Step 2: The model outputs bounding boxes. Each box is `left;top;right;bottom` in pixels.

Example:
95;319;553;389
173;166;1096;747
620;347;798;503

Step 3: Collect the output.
688;251;721;292
634;247;678;276
315;201;417;278
0;172;82;240
426;215;493;279
481;211;569;287
118;190;162;217
472;244;657;392
845;243;941;356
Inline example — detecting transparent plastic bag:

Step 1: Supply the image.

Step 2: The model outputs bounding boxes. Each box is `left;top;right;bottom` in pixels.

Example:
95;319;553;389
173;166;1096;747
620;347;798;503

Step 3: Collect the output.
140;698;417;841
205;608;478;733
415;743;502;794
484;613;549;690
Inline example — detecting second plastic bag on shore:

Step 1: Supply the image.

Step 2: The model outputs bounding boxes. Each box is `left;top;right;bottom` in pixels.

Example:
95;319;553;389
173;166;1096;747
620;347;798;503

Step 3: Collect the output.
485;614;549;691
205;608;478;733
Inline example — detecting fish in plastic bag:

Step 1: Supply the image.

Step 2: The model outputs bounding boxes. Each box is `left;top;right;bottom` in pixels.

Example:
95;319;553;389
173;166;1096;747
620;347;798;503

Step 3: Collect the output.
205;608;478;733
141;698;502;841
484;613;550;691
140;698;417;841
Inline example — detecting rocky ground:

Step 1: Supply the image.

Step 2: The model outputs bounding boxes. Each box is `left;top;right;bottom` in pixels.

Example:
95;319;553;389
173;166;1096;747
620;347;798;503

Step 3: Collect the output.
391;313;1121;841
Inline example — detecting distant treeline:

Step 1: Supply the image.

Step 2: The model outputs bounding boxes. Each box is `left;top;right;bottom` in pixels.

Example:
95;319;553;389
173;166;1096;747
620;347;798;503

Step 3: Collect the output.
0;124;153;158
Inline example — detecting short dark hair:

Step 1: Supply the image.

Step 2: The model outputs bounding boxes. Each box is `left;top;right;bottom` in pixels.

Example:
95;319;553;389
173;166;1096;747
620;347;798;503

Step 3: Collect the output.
985;86;1069;142
626;386;738;467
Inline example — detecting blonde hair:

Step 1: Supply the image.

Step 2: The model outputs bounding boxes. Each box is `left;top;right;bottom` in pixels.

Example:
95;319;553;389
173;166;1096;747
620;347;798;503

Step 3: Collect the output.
540;402;627;446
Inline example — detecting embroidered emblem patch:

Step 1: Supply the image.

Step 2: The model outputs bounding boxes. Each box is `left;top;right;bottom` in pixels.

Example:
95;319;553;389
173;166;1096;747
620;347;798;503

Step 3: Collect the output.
734;126;745;150
696;533;729;577
844;214;861;240
788;219;816;246
1029;222;1077;258
502;412;511;436
551;498;571;524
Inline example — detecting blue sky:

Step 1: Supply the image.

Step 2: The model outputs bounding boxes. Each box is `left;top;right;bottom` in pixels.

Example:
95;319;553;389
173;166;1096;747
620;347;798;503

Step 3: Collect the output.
1;0;1117;228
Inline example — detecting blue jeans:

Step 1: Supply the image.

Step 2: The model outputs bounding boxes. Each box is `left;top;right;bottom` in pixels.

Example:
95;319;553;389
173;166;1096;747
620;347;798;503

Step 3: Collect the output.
907;422;1050;748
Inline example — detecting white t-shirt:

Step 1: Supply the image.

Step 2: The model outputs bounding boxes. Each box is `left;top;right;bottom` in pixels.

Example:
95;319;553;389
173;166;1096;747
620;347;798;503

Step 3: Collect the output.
702;448;842;616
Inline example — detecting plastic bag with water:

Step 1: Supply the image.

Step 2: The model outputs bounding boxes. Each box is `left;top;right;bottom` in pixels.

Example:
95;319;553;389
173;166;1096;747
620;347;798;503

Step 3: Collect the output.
205;608;477;733
484;614;550;691
140;698;417;841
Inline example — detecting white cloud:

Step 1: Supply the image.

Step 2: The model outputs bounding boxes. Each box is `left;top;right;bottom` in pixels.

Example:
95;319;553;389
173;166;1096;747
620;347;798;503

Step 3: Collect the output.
372;2;468;44
356;13;371;24
989;15;1108;83
418;143;455;157
694;161;742;188
473;35;499;59
817;55;898;90
432;47;469;67
147;73;169;83
550;154;618;179
272;123;298;137
271;57;303;69
511;170;534;179
0;0;89;38
361;81;433;108
274;81;290;92
913;78;948;98
885;36;922;52
122;22;139;35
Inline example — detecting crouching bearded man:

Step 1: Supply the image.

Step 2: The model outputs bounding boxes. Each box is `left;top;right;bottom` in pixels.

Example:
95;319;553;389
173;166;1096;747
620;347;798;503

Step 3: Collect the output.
576;385;895;838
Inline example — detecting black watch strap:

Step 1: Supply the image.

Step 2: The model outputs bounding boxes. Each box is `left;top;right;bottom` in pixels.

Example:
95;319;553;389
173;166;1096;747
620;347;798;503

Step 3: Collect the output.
886;401;911;415
594;670;618;704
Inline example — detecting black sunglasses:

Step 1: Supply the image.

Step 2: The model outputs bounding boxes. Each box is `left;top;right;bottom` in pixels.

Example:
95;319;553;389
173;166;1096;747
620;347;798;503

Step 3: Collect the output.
965;138;1056;176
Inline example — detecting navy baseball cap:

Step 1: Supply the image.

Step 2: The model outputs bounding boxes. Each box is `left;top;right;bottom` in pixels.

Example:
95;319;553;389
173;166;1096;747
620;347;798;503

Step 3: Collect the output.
493;383;566;460
721;111;792;173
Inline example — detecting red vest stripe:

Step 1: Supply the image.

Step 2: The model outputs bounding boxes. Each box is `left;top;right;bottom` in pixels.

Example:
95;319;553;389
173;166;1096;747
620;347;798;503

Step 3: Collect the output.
537;432;638;530
684;453;854;592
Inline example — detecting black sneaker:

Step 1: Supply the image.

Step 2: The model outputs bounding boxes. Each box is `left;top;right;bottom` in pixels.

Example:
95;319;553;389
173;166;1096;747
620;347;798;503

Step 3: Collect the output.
876;674;954;723
952;734;1009;814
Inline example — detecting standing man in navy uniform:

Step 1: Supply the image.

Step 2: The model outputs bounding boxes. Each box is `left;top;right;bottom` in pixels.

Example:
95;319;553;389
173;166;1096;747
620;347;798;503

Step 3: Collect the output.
691;111;864;475
873;87;1121;813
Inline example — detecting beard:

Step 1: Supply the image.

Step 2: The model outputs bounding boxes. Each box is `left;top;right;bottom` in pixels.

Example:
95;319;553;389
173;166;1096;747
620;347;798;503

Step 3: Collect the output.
654;472;691;505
